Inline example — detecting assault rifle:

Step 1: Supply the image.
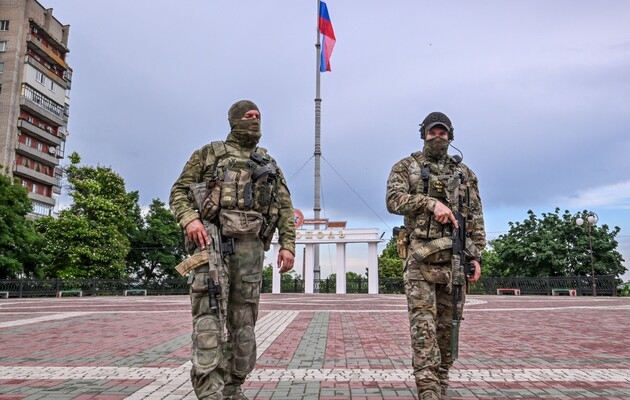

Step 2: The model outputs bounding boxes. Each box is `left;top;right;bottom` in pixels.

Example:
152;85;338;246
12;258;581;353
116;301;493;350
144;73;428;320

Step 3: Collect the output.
451;211;475;360
186;182;235;342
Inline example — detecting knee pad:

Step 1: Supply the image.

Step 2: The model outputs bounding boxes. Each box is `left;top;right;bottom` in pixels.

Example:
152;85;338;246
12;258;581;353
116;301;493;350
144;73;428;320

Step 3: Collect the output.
231;325;256;377
192;315;222;372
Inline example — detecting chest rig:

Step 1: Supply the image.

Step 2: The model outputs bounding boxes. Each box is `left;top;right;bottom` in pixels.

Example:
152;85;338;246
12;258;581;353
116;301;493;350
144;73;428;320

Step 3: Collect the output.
406;151;471;241
203;141;281;247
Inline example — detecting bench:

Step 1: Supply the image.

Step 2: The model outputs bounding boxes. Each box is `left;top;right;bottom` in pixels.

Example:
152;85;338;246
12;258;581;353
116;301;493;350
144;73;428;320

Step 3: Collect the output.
0;291;9;299
123;289;147;296
496;288;520;295
56;290;83;297
552;288;576;296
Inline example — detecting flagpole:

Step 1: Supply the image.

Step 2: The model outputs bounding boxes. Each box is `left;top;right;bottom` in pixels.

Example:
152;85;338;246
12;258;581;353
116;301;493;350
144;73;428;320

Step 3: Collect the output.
313;0;322;290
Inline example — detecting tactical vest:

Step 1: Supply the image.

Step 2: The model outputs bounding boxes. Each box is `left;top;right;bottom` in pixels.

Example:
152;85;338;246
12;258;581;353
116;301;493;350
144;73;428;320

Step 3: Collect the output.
205;141;281;247
405;151;472;242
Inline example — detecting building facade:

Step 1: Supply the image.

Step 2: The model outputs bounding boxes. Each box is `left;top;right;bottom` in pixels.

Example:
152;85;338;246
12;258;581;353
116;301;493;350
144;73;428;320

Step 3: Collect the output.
0;0;71;216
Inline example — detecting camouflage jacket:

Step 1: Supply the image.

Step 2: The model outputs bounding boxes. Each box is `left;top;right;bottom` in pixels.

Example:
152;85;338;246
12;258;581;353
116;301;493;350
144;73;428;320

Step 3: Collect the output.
169;136;296;255
386;151;486;257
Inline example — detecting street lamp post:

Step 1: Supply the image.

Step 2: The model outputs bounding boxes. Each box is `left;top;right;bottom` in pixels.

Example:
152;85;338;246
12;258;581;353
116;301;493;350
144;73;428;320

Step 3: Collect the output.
575;212;598;296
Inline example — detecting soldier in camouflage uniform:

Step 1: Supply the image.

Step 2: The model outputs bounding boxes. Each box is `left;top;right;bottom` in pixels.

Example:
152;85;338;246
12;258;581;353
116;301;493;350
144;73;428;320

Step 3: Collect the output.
386;112;486;400
170;100;296;400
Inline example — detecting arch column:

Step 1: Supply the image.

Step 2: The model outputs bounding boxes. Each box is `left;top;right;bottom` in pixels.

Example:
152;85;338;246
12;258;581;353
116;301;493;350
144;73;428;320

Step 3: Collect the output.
304;244;315;293
271;244;281;294
335;243;346;294
367;242;378;294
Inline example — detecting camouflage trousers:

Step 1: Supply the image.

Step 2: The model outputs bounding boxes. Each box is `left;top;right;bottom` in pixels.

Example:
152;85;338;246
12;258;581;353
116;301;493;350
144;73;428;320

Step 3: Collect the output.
189;237;264;400
403;260;465;397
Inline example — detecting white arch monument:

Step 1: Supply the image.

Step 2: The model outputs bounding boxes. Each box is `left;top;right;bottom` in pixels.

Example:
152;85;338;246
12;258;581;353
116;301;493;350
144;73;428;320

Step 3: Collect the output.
270;222;383;294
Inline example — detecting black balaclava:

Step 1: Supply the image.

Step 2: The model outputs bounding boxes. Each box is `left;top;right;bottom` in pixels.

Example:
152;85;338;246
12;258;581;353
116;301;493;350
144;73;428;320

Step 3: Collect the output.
227;100;261;147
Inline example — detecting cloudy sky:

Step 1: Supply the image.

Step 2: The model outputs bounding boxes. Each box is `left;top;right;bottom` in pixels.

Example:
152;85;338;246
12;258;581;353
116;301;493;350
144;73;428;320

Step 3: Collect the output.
45;0;630;280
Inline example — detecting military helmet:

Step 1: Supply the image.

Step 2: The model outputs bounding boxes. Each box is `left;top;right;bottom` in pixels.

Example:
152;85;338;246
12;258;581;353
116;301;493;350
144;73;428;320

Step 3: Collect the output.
419;111;454;140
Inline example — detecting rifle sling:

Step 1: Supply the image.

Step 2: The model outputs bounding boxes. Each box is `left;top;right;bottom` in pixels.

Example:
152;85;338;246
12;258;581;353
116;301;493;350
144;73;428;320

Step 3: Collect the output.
410;237;453;263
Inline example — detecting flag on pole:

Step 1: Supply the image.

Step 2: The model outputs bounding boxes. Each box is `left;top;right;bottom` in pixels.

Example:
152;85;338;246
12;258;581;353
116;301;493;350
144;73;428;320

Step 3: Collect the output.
319;1;336;72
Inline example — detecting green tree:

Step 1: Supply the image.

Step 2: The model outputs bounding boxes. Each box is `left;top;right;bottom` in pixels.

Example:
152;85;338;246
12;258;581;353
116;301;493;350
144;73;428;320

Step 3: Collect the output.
126;199;186;283
378;236;404;279
0;170;48;278
490;208;626;278
262;263;301;292
480;248;501;277
326;271;367;293
35;153;136;279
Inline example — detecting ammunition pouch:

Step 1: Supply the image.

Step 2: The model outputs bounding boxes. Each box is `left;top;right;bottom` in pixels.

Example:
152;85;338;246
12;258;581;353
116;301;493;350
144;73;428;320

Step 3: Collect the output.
409;237;454;285
201;182;221;221
219;209;263;239
421;263;452;285
187;181;221;221
393;226;409;259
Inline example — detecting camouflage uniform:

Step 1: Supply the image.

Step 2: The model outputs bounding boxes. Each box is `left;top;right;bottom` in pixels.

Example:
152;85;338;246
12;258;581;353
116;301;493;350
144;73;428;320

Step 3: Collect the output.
386;112;485;399
170;100;295;400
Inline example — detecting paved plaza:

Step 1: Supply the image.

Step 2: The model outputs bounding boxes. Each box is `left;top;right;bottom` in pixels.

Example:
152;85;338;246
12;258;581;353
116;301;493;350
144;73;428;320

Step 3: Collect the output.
0;293;629;399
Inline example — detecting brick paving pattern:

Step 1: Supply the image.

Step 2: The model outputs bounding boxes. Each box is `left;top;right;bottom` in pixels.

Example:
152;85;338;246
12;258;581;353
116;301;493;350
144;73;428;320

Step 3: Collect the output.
0;294;629;399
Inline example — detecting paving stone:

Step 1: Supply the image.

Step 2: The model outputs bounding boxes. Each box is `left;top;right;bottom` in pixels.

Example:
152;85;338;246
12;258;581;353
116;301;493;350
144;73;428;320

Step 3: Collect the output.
1;295;630;398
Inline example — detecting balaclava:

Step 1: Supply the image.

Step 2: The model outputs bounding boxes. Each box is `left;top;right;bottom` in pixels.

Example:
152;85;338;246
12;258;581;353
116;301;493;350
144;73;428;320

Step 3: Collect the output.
423;127;450;160
421;112;453;160
227;100;261;147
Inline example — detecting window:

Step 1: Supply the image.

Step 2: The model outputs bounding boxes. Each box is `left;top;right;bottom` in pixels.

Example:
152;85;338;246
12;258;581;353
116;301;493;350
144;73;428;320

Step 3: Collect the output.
36;71;44;84
0;62;4;73
0;21;8;31
0;41;6;52
25;137;32;146
49;80;55;92
32;183;38;193
37;142;42;151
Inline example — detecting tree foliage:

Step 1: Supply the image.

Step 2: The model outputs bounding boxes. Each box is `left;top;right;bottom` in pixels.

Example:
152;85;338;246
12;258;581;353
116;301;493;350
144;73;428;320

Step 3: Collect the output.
378;236;404;279
489;208;626;278
0;170;48;278
262;263;300;289
35;153;135;279
126;199;186;283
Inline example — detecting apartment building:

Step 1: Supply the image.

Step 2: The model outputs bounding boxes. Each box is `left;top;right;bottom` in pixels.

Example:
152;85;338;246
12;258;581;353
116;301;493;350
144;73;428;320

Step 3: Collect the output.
0;0;71;216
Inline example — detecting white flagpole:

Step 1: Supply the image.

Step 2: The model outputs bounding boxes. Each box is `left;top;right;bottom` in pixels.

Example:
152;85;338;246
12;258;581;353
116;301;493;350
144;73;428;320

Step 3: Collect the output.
313;0;322;291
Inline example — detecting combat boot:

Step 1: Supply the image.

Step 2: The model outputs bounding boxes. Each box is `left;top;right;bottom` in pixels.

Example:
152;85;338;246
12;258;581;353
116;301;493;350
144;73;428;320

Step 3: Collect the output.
419;389;440;400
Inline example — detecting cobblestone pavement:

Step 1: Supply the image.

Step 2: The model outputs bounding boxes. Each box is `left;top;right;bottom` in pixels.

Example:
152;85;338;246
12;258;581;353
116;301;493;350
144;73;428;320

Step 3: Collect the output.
1;294;629;399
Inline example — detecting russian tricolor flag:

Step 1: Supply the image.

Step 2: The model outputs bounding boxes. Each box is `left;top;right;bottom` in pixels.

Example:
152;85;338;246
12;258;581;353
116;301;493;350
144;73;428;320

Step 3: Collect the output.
319;1;336;72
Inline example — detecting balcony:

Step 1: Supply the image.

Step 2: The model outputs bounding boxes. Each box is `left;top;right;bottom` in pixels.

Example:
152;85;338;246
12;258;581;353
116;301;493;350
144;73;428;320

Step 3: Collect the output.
20;96;64;126
25;55;67;89
26;34;69;71
13;164;58;187
18;119;63;146
29;193;56;208
15;143;59;166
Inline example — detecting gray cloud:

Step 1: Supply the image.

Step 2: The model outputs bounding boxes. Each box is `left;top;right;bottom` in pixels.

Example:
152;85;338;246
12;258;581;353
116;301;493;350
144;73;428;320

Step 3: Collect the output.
47;0;630;279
